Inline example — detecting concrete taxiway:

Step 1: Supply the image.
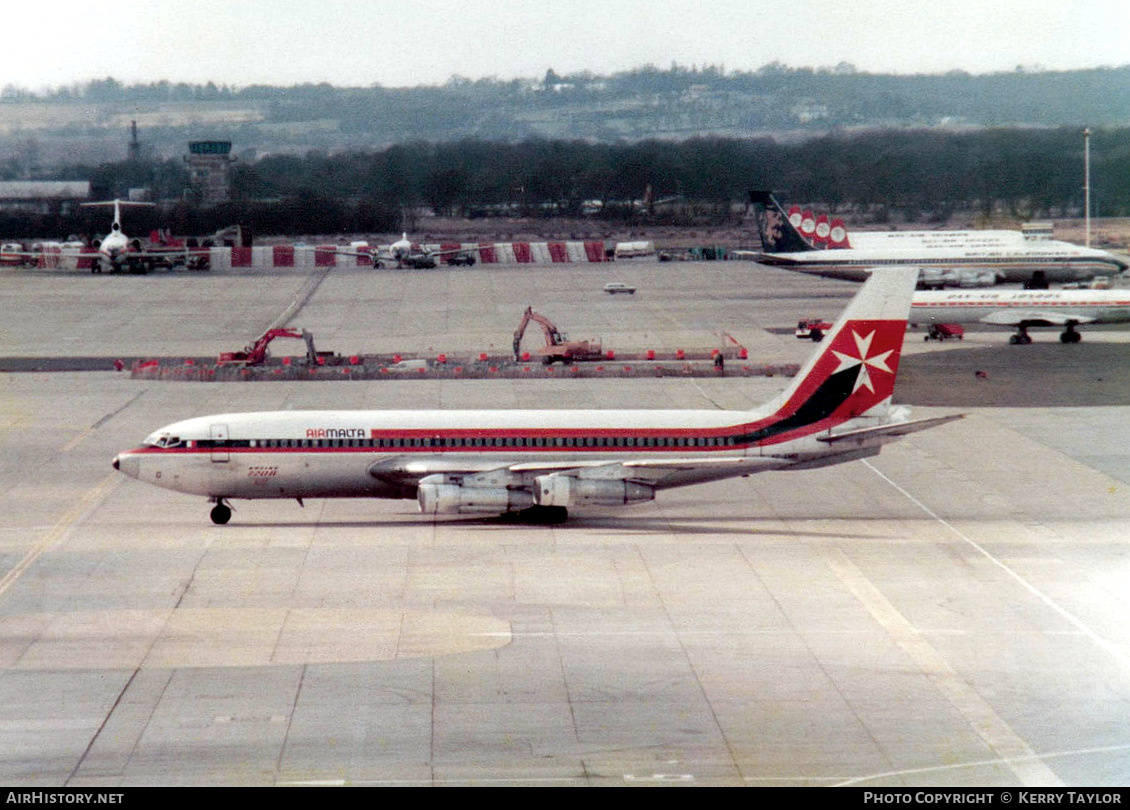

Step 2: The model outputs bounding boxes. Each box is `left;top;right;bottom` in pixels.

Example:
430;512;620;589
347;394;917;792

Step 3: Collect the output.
2;259;1130;786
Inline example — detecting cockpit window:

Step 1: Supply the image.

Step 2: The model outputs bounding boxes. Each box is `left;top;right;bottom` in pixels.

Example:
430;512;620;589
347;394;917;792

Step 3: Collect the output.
145;434;183;449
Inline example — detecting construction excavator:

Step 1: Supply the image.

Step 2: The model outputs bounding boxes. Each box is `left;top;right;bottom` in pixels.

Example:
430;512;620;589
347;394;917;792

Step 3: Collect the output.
217;328;320;366
512;307;603;364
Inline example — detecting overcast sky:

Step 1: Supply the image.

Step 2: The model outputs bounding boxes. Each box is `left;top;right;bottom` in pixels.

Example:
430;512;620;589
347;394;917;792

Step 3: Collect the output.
4;0;1129;90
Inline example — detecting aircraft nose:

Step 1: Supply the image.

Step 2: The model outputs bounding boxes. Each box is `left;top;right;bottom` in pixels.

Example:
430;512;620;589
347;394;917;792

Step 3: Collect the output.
113;454;140;479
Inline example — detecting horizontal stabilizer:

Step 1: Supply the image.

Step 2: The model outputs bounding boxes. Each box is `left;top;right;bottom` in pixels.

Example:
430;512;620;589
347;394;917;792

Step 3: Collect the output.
80;199;156;208
817;414;964;446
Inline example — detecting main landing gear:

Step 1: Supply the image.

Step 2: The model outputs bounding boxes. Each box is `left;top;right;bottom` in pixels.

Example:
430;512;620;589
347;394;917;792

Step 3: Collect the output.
499;505;569;525
1060;324;1082;344
1008;324;1084;344
210;498;232;525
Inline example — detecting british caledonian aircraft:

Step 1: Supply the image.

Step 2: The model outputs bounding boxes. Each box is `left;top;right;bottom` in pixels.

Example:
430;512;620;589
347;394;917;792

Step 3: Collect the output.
911;287;1130;344
750;191;1128;288
113;267;959;525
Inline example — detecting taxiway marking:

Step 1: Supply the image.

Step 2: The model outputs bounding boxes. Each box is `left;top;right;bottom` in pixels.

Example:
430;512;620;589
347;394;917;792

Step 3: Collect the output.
0;474;118;601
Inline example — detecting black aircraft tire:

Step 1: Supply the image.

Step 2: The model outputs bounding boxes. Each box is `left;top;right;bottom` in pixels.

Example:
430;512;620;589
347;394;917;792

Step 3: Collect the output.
210;504;232;525
518;505;568;525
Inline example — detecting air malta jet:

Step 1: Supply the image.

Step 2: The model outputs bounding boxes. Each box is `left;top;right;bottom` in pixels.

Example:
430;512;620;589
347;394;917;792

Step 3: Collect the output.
113;267;958;525
750;191;1127;288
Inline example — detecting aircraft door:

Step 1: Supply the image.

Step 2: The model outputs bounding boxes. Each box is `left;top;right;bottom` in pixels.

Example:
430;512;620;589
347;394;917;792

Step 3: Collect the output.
210;424;230;462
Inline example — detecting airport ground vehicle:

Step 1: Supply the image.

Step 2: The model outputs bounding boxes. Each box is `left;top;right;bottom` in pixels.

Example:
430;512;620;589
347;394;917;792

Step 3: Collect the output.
446;253;476;267
217;328;319;366
512;307;603;364
1;243;27;265
925;323;964;341
603;282;636;294
795;318;833;341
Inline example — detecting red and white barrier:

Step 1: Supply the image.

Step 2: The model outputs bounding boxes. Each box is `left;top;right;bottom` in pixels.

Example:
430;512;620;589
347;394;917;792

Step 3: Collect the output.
202;240;612;269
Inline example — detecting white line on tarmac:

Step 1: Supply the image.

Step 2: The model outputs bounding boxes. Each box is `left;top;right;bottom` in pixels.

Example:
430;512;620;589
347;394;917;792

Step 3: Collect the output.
863;459;1130;671
822;543;1064;787
0;474;119;600
858;458;1130;787
830;742;1130;788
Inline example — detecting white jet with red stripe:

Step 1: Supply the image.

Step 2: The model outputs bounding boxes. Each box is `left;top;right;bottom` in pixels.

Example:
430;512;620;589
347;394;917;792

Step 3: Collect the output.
113;267;959;525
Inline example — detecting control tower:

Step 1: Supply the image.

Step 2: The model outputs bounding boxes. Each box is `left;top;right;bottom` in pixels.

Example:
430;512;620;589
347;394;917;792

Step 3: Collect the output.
184;141;235;205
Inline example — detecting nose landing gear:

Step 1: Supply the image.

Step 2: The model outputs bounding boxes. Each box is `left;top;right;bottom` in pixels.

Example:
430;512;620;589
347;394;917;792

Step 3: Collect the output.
210;498;232;525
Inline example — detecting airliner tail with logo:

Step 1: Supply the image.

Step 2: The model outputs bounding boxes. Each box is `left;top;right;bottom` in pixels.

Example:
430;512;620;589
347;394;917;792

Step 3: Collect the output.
113;267;958;525
750;191;1127;287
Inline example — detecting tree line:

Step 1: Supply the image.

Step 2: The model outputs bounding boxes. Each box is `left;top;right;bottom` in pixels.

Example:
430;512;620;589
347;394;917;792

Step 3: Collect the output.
4;127;1127;239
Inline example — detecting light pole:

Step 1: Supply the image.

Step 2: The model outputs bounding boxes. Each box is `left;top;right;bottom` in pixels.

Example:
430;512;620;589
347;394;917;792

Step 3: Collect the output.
1084;127;1091;248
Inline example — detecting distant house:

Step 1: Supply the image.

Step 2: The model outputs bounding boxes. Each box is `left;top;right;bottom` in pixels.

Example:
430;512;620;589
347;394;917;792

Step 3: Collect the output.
0;181;91;214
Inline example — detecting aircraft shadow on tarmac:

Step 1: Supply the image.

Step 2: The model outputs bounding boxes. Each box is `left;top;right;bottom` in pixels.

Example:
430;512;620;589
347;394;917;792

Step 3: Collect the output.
895;343;1130;407
227;516;875;539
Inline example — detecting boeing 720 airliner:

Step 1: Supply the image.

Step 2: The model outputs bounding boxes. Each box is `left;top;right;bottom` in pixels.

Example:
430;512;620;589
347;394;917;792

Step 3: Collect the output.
750;191;1127;287
113;268;958;525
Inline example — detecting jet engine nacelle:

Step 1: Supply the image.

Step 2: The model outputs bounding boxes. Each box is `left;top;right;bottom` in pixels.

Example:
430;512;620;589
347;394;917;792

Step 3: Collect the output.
955;269;998;288
417;477;533;514
534;475;655;507
918;268;999;290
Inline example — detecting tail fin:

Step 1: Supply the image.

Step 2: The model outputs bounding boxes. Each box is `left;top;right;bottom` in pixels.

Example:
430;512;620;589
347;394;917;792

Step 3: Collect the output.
813;213;830;248
829;217;851;249
750;191;815;253
80;199;155;232
753;267;919;442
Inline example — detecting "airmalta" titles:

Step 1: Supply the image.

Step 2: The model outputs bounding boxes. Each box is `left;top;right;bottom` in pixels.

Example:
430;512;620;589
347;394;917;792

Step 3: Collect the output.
305;428;368;439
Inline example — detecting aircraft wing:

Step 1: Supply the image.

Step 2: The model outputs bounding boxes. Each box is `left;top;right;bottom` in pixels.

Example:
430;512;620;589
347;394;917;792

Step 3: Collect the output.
520;456;792;489
369;455;792;491
425;245;477;257
0;247;86;258
127;248;210;258
979;310;1097;327
300;244;474;260
296;246;386;259
1;247;205;259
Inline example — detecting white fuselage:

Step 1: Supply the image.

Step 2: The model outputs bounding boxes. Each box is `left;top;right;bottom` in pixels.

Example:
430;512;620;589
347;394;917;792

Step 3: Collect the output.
910;288;1130;326
388;234;414;260
761;230;1127;283
98;226;131;262
113;404;809;502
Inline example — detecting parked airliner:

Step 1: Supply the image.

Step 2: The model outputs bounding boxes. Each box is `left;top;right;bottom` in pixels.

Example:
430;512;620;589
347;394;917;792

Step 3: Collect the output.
112;268;958;525
750;191;1127;287
911;287;1130;343
4;199;200;274
334;233;474;269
